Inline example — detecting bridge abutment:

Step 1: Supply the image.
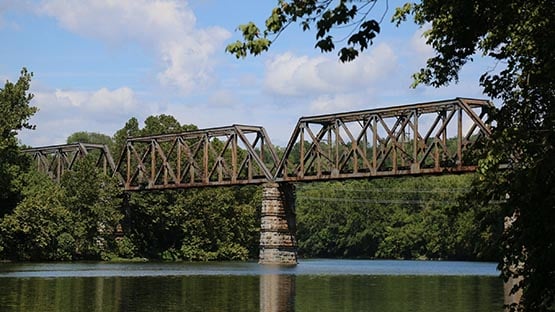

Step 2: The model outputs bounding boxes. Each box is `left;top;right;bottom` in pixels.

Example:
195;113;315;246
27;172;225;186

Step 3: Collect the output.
259;182;298;265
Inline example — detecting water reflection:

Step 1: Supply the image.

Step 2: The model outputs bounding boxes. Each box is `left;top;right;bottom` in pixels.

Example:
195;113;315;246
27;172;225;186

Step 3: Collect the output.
0;261;504;311
260;274;296;312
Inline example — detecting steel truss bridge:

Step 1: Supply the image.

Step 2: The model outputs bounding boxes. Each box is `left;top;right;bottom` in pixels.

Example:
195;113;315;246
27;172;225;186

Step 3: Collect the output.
24;98;493;190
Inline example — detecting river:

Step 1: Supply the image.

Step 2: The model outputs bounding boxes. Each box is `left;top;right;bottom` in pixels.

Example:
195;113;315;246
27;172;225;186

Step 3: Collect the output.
0;259;503;311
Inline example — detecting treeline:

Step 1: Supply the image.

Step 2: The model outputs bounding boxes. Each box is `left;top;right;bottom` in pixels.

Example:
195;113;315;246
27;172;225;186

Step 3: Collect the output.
296;176;503;260
0;70;504;262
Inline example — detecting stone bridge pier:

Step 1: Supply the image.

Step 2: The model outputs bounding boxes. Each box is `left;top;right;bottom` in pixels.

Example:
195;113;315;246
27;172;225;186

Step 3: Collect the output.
259;182;298;265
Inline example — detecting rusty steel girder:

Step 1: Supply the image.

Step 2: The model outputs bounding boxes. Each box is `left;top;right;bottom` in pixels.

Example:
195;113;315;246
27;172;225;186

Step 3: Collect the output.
275;97;493;182
23;143;116;182
114;125;279;191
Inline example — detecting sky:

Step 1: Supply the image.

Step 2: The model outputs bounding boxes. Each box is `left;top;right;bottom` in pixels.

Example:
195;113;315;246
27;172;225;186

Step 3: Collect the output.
0;0;495;147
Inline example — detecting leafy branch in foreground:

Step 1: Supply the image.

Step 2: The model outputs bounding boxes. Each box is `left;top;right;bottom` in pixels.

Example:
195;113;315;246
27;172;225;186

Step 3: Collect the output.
226;0;385;62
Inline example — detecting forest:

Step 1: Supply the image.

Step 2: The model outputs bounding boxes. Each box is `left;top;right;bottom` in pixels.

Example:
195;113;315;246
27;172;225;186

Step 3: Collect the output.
0;72;504;262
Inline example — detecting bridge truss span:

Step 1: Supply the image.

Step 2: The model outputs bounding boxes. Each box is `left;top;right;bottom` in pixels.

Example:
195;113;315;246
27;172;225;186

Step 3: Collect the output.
23;143;116;182
275;97;494;182
24;97;495;189
115;124;279;191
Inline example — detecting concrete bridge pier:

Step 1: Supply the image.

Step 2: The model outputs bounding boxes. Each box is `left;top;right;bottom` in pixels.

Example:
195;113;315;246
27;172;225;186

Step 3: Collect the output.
259;182;298;265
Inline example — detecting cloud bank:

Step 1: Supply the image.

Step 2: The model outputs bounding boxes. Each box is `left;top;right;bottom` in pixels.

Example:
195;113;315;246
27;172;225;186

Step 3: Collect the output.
39;0;230;94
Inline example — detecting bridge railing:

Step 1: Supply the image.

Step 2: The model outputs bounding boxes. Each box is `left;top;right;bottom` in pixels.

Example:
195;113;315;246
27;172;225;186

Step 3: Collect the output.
114;125;279;190
274;97;493;181
23;143;116;182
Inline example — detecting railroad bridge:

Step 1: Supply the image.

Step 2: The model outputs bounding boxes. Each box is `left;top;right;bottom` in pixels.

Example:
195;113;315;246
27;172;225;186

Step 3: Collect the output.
24;98;493;264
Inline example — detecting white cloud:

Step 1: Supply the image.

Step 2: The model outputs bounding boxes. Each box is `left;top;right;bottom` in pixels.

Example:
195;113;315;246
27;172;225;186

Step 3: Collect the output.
39;0;230;94
264;43;397;97
207;89;239;107
36;87;139;115
409;26;434;62
19;87;147;146
309;93;370;114
18;86;150;146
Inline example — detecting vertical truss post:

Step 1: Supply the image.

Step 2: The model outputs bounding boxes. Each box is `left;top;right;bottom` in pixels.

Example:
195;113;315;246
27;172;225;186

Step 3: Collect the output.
412;109;420;173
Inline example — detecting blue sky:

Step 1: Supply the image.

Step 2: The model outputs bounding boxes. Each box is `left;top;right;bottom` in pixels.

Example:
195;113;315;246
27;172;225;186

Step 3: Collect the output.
1;0;493;147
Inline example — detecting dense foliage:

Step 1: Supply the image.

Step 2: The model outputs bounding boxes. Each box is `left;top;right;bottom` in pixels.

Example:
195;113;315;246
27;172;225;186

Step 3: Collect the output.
0;160;122;260
123;186;260;261
228;1;555;310
296;175;502;261
0;68;36;217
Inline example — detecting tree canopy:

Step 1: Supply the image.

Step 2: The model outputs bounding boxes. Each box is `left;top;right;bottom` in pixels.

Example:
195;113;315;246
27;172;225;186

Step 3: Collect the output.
227;1;555;310
67;131;113;145
0;68;36;148
0;68;36;217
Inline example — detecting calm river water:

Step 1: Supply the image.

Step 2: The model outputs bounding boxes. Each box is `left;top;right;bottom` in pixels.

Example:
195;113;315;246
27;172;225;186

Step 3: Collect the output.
0;259;503;311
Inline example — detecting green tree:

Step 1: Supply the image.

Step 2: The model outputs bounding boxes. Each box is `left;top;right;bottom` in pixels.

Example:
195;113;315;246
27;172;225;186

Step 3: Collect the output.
123;186;260;261
0;170;73;260
0;68;37;216
60;157;123;259
295;175;497;261
111;115;197;163
229;1;555;310
178;187;258;261
0;68;36;146
67;131;113;145
123;190;185;259
0;159;123;261
141;114;197;136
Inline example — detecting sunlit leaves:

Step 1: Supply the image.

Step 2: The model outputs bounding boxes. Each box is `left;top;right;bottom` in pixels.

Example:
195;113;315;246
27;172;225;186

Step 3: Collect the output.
391;2;417;26
266;7;287;33
225;22;271;59
226;0;382;62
